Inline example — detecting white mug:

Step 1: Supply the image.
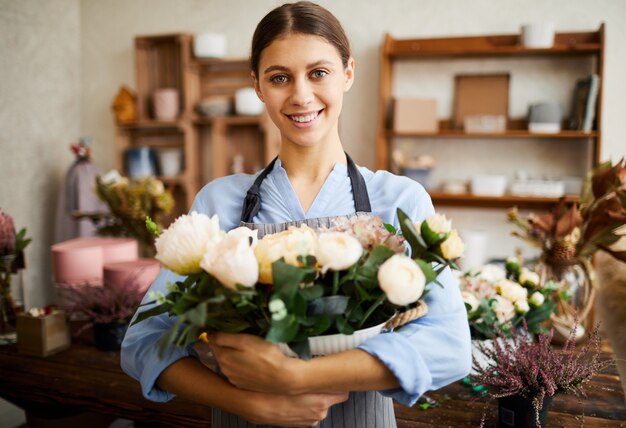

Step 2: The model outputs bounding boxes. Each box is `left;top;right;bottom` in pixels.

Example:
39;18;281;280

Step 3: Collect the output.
153;88;179;120
521;22;555;49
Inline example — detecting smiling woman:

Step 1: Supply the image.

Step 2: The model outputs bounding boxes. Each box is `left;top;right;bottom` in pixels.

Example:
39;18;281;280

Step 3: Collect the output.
121;2;471;427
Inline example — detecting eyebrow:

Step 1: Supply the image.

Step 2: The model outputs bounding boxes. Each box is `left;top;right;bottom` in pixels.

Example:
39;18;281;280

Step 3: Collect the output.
263;60;334;74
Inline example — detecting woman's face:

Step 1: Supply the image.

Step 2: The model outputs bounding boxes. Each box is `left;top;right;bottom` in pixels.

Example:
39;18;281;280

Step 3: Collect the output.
253;33;354;150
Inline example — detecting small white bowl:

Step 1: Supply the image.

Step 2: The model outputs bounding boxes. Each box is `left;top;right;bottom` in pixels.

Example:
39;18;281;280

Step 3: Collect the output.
194;32;227;58
471;175;507;196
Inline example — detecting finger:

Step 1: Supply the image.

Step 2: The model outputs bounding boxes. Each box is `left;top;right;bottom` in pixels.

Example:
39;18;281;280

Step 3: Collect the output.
211;332;262;349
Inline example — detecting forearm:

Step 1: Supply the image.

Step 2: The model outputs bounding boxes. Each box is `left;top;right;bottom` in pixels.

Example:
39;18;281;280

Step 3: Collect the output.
291;349;400;394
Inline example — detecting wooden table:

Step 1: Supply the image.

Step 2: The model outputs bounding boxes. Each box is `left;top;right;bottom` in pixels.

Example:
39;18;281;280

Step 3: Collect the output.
0;343;624;427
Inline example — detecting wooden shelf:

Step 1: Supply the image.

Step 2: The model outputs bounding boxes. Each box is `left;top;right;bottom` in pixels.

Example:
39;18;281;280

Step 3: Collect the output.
118;119;186;130
430;192;578;209
192;115;262;126
387;31;601;58
158;175;186;185
192;57;249;68
387;129;598;139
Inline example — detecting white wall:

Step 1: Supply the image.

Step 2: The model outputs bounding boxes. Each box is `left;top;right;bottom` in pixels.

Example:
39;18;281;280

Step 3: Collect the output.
0;0;81;308
0;0;624;307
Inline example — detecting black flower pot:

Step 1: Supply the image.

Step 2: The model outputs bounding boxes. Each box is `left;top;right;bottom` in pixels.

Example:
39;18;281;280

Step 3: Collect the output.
498;394;553;427
93;321;128;352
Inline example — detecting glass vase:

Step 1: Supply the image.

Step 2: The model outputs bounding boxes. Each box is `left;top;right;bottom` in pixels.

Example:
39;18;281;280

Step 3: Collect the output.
0;255;18;341
536;253;596;343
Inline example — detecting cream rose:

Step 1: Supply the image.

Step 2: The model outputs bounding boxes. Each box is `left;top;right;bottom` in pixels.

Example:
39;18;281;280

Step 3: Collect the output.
514;299;530;314
440;230;465;260
461;291;480;313
519;268;540;288
155;212;225;275
493;295;515;323
529;291;545;307
316;232;363;273
478;264;506;283
378;254;426;306
425;213;452;234
255;225;317;284
227;227;258;249
201;235;258;290
495;279;528;303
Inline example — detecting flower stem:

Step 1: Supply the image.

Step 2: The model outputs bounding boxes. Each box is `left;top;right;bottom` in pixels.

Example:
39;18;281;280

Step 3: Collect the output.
332;271;340;295
358;294;386;329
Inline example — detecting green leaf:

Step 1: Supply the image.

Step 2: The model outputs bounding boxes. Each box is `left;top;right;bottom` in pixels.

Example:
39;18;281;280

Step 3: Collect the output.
266;314;299;344
288;340;312;360
420;221;448;247
186;302;207;326
384;223;397;234
335;315;355;335
308;315;332;336
414;259;438;285
398;209;425;257
272;259;307;306
132;302;171;325
299;284;324;301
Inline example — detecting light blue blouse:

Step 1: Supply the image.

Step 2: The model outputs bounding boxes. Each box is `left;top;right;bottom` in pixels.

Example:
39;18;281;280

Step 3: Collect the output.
120;159;471;407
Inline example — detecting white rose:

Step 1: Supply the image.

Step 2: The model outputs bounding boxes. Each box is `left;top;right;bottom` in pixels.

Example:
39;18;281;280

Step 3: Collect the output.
514;299;530;314
378;254;426;306
255;225;317;284
425;213;452;234
461;291;480;313
495;279;528;303
493;295;515;323
519;268;540;288
155;212;225;275
227;227;258;249
478;264;506;283
316;232;363;273
440;230;465;260
529;291;545;308
201;235;259;290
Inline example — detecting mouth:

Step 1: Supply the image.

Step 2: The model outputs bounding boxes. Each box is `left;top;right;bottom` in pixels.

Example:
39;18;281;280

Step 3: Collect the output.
286;109;323;126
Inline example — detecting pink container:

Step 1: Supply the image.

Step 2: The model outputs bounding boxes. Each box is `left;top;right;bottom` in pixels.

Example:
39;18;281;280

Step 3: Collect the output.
103;258;161;293
153;88;180;120
51;237;138;285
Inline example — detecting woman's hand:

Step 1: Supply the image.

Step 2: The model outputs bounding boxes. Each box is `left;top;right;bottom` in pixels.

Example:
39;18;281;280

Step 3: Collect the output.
208;332;306;394
242;390;349;427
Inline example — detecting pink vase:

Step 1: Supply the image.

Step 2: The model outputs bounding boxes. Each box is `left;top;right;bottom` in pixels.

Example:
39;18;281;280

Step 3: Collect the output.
153;88;179;120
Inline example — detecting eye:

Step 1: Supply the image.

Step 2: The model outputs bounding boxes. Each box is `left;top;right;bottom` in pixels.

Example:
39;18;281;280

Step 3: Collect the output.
311;69;328;79
270;74;288;84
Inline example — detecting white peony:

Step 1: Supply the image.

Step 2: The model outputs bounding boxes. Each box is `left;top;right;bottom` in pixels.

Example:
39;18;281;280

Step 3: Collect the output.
495;279;528;303
519;268;540;288
529;291;545;308
227;227;259;249
201;234;259;290
316;232;363;273
440;229;465;260
461;291;480;313
478;264;506;283
378;254;426;306
425;213;452;234
514;299;530;314
493;295;516;323
255;225;317;284
155;212;225;275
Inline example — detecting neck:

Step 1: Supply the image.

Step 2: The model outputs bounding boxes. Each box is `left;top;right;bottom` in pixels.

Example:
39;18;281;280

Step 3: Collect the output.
278;139;346;183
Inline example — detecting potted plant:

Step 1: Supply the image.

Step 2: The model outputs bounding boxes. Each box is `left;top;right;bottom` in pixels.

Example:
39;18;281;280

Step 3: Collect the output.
507;159;626;340
59;278;145;351
471;320;609;427
0;209;31;340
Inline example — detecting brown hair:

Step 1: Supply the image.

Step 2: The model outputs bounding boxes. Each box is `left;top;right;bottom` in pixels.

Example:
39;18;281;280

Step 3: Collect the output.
250;1;351;77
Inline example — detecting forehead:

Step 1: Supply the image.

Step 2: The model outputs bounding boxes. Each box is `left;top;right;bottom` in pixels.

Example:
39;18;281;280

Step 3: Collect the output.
259;33;343;70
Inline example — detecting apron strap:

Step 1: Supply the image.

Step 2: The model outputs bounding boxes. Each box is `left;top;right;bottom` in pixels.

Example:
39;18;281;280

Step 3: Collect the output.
239;153;371;223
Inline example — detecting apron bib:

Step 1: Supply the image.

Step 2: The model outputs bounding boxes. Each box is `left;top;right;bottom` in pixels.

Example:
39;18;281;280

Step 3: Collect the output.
212;153;396;428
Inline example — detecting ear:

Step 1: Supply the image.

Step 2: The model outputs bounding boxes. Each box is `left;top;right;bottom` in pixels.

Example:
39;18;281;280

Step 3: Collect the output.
343;57;355;92
251;71;264;102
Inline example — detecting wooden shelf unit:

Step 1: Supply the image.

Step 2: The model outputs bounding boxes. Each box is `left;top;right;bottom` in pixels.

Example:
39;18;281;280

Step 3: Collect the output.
114;33;280;217
376;25;605;209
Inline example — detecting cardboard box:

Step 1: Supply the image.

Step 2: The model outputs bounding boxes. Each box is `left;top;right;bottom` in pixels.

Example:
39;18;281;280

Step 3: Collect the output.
393;98;438;133
453;74;510;129
17;311;71;357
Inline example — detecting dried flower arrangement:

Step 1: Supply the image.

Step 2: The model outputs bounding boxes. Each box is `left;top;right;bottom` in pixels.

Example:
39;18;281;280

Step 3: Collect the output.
471;319;609;427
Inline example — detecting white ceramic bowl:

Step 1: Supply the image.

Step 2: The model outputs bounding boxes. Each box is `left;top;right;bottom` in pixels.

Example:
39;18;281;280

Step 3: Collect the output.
194;32;227;58
277;322;386;357
471;175;507;196
235;87;264;116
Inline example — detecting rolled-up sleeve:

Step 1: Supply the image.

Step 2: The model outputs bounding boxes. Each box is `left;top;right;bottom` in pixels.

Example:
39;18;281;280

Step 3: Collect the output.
357;266;471;406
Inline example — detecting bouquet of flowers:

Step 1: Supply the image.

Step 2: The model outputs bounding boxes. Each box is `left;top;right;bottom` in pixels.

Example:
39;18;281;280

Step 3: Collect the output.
460;259;556;340
134;209;464;359
90;170;174;255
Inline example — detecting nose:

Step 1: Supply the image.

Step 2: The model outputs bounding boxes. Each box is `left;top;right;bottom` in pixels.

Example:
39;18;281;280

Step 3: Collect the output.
289;77;313;106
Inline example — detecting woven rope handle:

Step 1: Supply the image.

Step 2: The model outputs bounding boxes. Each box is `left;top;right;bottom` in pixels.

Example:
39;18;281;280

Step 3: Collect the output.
384;301;429;330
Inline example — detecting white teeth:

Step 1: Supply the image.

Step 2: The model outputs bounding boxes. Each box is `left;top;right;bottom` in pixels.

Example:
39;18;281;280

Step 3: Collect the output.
290;111;319;123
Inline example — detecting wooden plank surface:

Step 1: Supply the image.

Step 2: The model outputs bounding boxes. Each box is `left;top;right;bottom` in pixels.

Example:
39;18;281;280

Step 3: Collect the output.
0;343;623;427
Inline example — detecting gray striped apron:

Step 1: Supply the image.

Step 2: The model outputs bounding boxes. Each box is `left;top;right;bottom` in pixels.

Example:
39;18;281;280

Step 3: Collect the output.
211;153;397;427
